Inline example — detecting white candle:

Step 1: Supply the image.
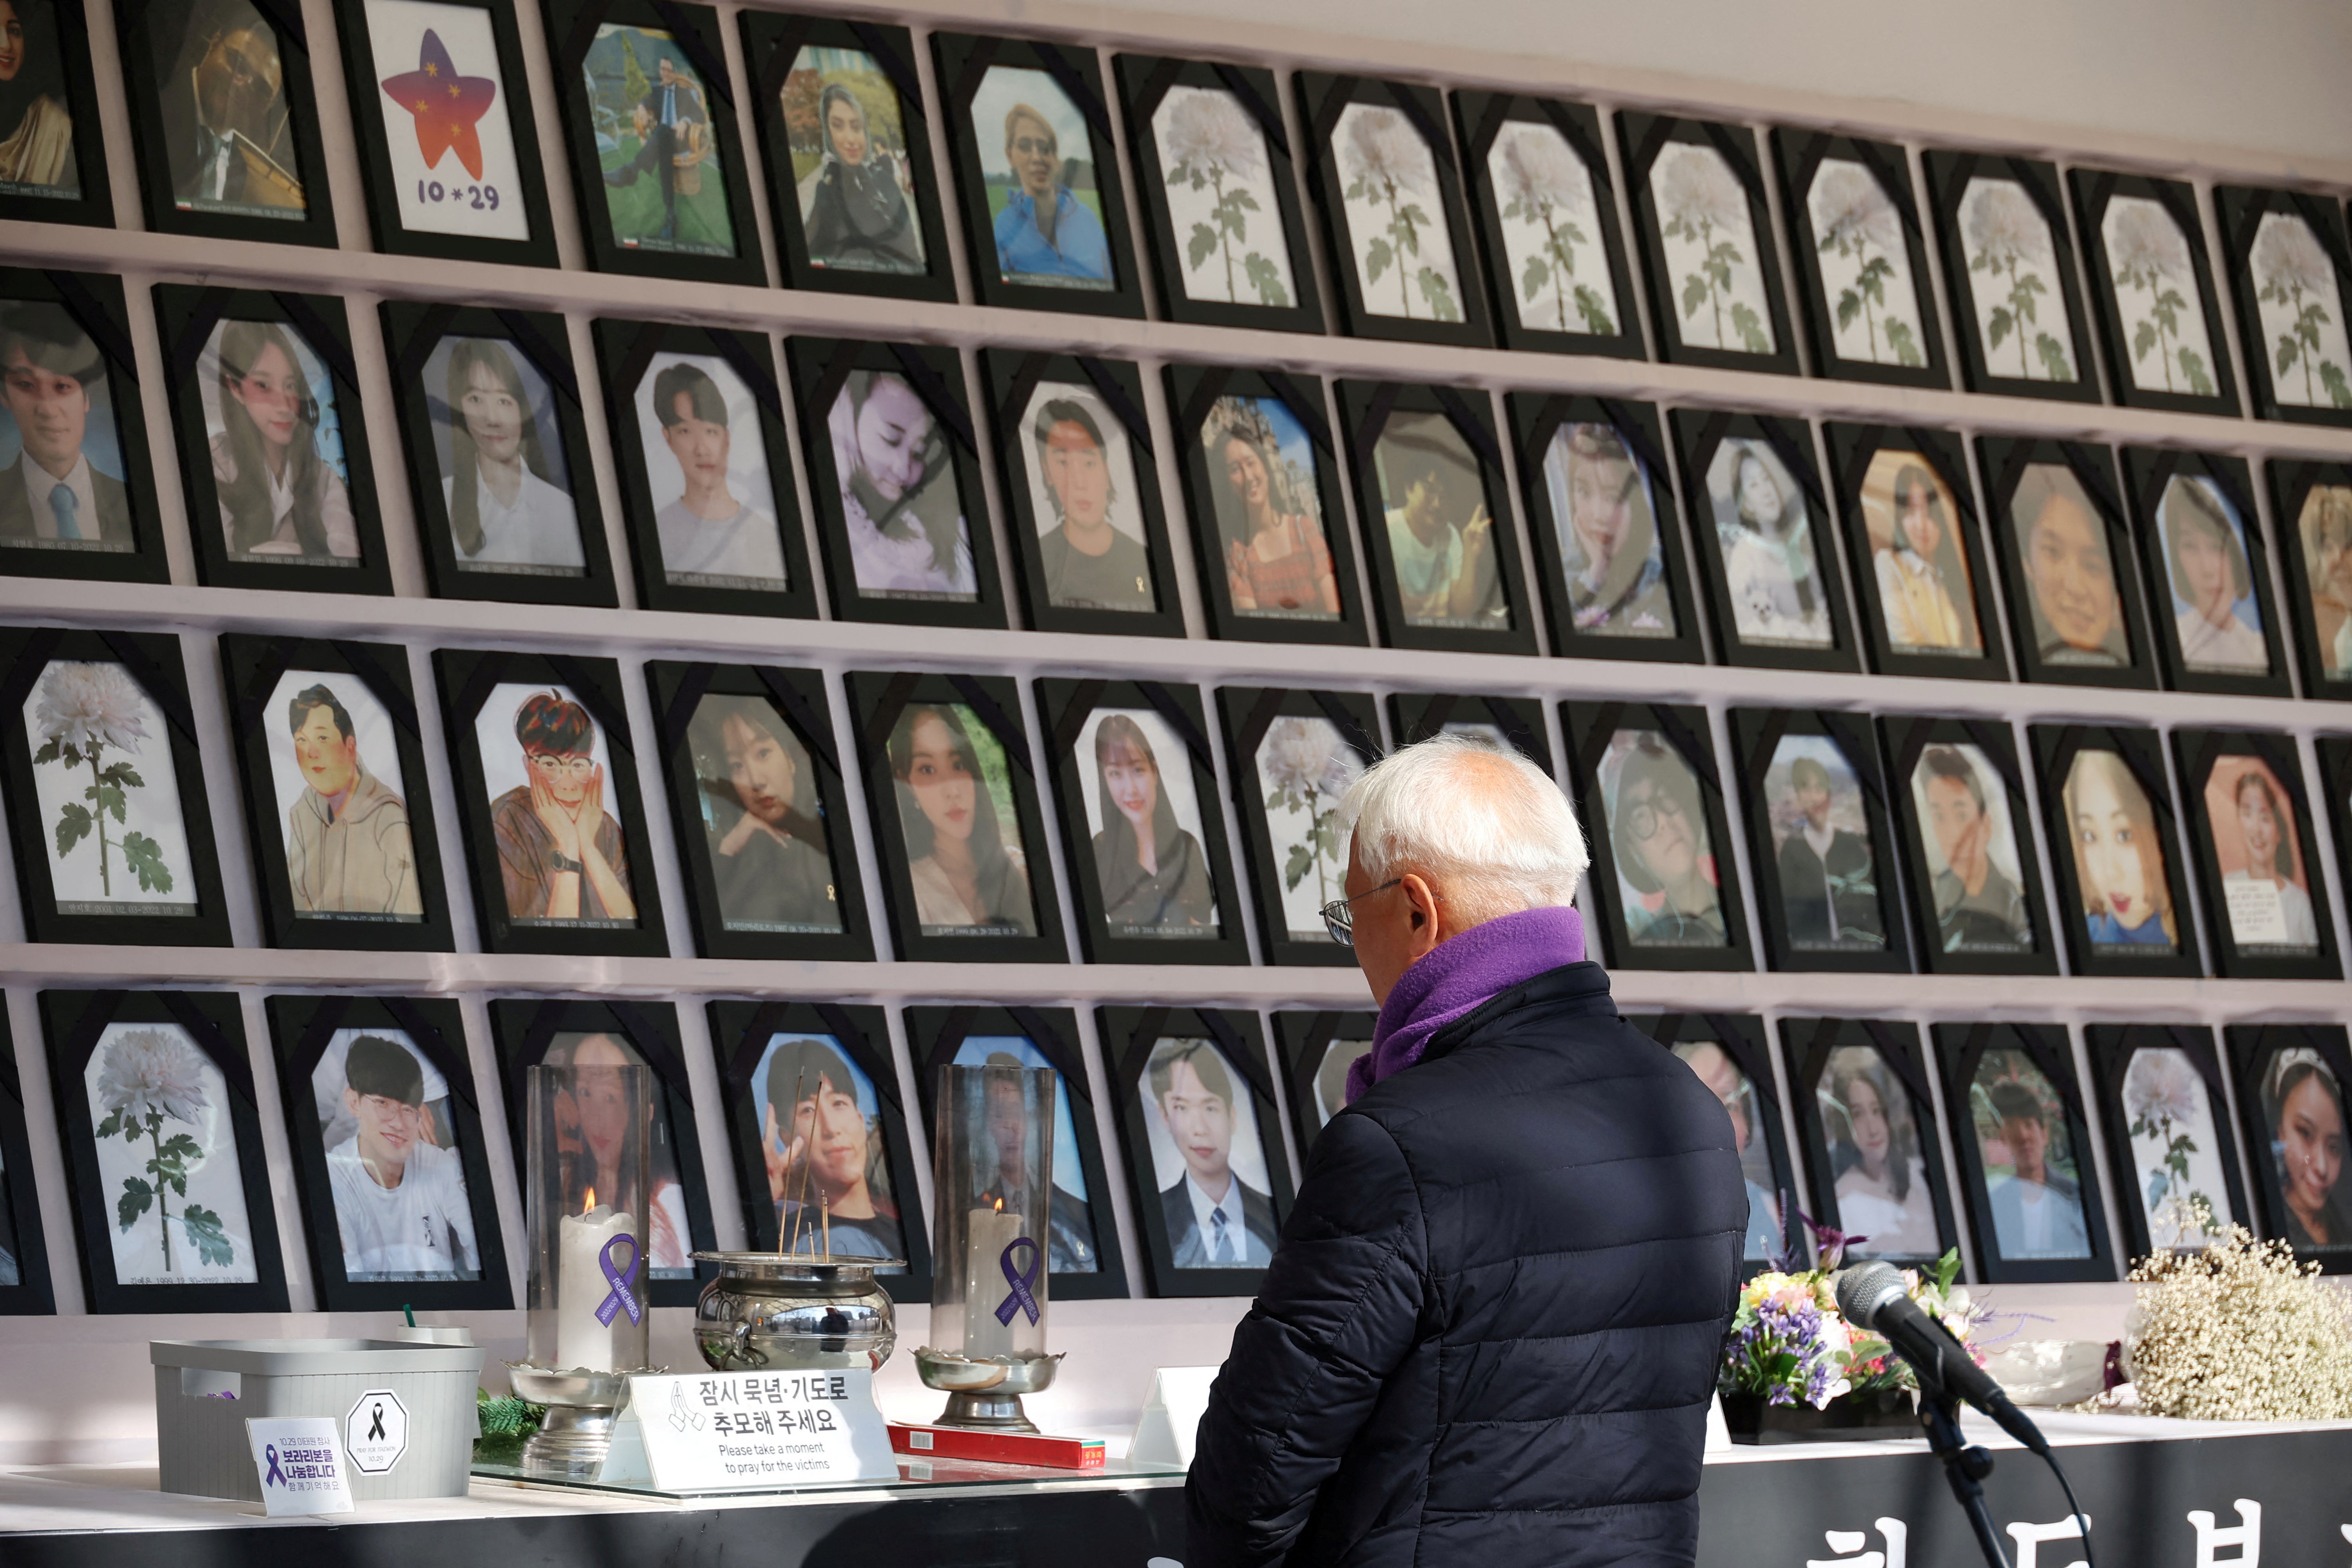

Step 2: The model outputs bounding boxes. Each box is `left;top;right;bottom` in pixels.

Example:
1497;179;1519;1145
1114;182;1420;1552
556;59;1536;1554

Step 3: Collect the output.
960;1207;1025;1360
555;1203;636;1372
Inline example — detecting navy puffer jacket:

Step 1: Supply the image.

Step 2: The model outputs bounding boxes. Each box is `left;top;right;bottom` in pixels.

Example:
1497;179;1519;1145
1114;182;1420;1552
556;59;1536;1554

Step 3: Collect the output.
1186;961;1746;1568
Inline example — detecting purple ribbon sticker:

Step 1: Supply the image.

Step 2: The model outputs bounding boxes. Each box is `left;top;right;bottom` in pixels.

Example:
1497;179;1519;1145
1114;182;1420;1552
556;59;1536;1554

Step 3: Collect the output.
993;1235;1042;1327
263;1444;285;1486
596;1232;644;1327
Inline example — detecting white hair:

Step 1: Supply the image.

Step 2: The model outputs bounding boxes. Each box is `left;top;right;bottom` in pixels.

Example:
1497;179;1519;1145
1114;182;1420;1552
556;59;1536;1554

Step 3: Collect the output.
1341;732;1587;926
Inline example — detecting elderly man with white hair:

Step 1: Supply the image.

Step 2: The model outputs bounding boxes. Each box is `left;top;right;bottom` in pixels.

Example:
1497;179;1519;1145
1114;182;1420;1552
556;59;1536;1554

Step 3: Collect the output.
1187;734;1747;1568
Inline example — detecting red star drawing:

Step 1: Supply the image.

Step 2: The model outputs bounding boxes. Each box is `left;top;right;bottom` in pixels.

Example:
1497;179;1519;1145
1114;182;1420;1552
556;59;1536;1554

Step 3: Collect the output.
379;29;497;181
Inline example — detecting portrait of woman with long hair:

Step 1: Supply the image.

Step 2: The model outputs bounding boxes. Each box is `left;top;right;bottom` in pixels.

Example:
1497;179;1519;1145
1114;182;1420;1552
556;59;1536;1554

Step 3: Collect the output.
887;703;1034;935
829;369;974;599
437;337;583;572
208;319;356;561
1088;712;1214;936
1712;440;1829;647
2213;763;2318;951
797;76;923;275
1208;397;1338;618
1548;422;1672;637
0;0;74;193
2265;1051;2350;1249
758;1033;904;1263
687;693;839;934
547;1031;690;1274
1821;1047;1937;1257
2063;748;2176;950
1872;460;1973;653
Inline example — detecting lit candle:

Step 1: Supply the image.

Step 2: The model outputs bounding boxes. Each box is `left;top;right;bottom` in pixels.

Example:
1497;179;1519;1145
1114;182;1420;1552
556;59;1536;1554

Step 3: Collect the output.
960;1204;1025;1360
555;1191;637;1372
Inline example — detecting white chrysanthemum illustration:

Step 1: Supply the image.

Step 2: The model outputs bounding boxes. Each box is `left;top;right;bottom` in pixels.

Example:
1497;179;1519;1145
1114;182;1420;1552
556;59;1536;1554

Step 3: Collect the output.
94;1027;233;1275
2252;213;2352;410
30;661;174;900
1653;145;1770;354
2254;214;2332;298
1497;124;1584;216
1963;180;2073;382
1492;124;1612;336
1813;163;1898;253
1658;144;1743;232
2122;1047;2220;1249
1808;160;1920;368
2104;198;2212;397
1158;87;1289;309
1341;106;1428;197
2123;1047;2200;1129
99;1027;209;1125
1163;88;1263;182
2108;201;2189;281
1259;717;1359;909
35;661;149;756
1336;104;1458;322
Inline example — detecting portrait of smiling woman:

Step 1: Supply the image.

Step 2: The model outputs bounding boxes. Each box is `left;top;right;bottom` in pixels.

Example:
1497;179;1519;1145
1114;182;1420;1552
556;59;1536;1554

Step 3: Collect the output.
829;369;974;601
794;64;925;276
431;336;583;574
0;0;74;195
1548;421;1673;638
1204;395;1339;619
2160;475;2267;674
2064;748;2176;953
973;68;1111;290
887;702;1035;937
203;318;356;564
2263;1050;2351;1250
1081;710;1216;938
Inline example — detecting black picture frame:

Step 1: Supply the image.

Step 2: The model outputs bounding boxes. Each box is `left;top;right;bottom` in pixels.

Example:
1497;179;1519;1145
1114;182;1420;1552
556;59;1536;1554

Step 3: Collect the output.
2124;447;2290;697
263;993;511;1313
1778;1016;1960;1267
1824;422;2007;681
1672;410;1860;673
1270;1009;1376;1159
330;0;560;267
0;268;169;585
0;625;231;947
2213;185;2352;429
707;999;932;1303
431;646;670;959
220;633;456;953
906;1003;1125;1301
786;335;1007;632
0;0;114;230
0;1004;51;1314
742;11;955;304
2085;1023;2253;1259
2270;456;2352;699
592;317;815;621
1878;713;2057;977
1389;692;1551;771
1563;699;1754;973
2225;1022;2352;1272
1618;114;1801;377
644;659;871;963
1923;150;2102;404
1978;436;2156;690
544;0;763;286
1770;130;1951;390
846;668;1067;965
41;988;289;1314
2172;728;2339;981
113;0;338;248
1338;378;1538;656
1728;706;1911;975
1098;1005;1294;1298
931;31;1144;320
1115;53;1324;335
488;997;717;1307
1934;1020;2116;1284
981;349;1184;640
1623;1011;1800;1271
1295;72;1490;348
1216;685;1383;969
2319;737;2352;940
1037;677;1246;967
380;300;619;610
2068;169;2238;417
1167;362;1367;647
2028;722;2203;979
1508;393;1705;665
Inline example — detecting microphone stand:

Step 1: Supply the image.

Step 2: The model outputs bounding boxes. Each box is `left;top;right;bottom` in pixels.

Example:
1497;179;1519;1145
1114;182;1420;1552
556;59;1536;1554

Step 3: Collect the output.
1915;1361;2011;1568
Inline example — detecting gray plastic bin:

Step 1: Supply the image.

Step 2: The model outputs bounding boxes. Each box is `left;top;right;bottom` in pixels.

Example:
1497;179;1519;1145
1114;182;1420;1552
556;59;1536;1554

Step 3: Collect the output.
151;1338;484;1501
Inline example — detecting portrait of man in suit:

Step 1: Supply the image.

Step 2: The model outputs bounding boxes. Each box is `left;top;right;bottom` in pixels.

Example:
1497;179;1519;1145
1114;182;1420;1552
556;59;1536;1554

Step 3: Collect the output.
1146;1036;1276;1268
0;302;132;546
1982;1076;2091;1260
603;54;703;244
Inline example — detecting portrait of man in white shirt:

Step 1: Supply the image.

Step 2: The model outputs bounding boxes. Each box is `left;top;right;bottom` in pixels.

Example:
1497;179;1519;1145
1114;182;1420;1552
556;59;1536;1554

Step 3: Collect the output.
318;1033;478;1282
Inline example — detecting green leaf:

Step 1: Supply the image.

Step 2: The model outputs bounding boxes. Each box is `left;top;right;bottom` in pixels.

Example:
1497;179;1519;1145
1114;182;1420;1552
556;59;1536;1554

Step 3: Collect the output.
2324;360;2352;410
181;1205;234;1269
2035;332;2074;382
120;831;173;894
1573;284;1615;336
1681;273;1710;320
1884;319;1922;368
1243;252;1290;309
1419;268;1460;323
1835;287;1862;332
94;783;126;824
116;1176;154;1231
30;739;59;766
53;801;91;858
1521;253;1550;301
1343;176;1367;203
97;761;140;789
2179;346;2214;398
159;1132;201;1163
1730;301;1770;355
1987;305;2014;352
95;1110;122;1140
1230;189;1260;213
1364;235;1394;285
2278;334;2302;374
1186;221;1219;273
1396;206;1430;254
2131;319;2158;363
1501;196;1526;222
1282;841;1315;892
1164;159;1193;189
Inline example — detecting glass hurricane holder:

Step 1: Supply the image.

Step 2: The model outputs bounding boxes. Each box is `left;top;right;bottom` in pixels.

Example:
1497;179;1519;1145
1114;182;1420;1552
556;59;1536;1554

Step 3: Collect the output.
915;1062;1063;1431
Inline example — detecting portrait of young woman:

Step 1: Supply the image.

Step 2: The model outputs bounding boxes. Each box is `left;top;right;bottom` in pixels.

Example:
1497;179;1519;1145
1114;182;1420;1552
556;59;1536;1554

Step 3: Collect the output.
886;702;1036;940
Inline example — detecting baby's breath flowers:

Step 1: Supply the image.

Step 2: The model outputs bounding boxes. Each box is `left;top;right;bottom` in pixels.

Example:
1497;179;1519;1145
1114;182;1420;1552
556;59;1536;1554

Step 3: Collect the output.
2127;1212;2352;1422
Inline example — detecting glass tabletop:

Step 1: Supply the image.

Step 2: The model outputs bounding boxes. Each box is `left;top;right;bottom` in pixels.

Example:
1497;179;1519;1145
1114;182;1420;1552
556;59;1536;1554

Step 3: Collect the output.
470;1452;1188;1502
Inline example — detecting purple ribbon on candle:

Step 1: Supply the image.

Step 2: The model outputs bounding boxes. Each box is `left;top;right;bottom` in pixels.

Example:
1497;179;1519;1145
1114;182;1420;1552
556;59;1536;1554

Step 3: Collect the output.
263;1444;285;1486
596;1232;645;1327
993;1235;1041;1327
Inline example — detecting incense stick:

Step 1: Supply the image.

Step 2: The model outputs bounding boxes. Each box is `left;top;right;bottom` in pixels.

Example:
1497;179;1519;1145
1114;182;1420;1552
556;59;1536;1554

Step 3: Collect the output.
780;1064;806;1254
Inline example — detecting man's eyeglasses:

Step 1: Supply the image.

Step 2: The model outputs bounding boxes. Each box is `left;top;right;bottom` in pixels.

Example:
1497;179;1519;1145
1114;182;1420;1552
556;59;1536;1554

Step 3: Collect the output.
1318;879;1401;947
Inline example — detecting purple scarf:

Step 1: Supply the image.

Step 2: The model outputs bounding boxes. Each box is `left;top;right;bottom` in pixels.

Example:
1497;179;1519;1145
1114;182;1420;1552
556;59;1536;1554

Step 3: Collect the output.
1343;904;1585;1103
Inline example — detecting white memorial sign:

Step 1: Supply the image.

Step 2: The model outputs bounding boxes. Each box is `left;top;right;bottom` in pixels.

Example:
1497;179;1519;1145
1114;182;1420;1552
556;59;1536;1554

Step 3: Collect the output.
599;1369;896;1490
345;1387;409;1475
245;1416;356;1516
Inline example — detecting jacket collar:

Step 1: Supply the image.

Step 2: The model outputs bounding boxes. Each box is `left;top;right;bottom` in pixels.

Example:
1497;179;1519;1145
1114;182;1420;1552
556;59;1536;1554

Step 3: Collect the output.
1414;960;1616;1067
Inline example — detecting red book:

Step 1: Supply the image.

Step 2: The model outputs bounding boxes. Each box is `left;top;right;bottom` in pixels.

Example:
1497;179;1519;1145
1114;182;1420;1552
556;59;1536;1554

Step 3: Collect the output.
887;1423;1107;1470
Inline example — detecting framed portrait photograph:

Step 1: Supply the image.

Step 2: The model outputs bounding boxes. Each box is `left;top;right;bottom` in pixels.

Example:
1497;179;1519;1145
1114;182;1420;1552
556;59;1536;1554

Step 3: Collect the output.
1038;678;1244;966
1980;437;2155;690
1673;411;1858;673
2173;729;2337;980
0;270;167;584
1218;685;1382;969
545;0;759;285
331;0;557;266
847;670;1065;965
1100;1007;1293;1298
41;988;287;1314
1825;423;2005;682
2069;169;2236;417
0;625;229;947
645;660;869;963
2029;722;2202;979
982;349;1183;640
1116;54;1321;335
2271;458;2352;698
2085;1024;2250;1260
743;13;953;303
2213;185;2352;428
1271;1009;1375;1158
381;301;617;609
1629;1013;1797;1269
1730;707;1909;975
1924;151;2100;404
1509;394;1702;665
0;0;107;227
594;318;813;620
154;285;391;596
491;1000;716;1307
1771;131;1949;390
2227;1024;2352;1270
1619;114;1799;376
264;994;509;1313
1779;1018;1957;1267
931;31;1142;319
709;1000;930;1301
1452;92;1639;359
1878;714;2055;976
2123;449;2287;696
113;0;335;246
0;1005;54;1314
1934;1021;2115;1284
220;633;454;953
1295;73;1488;348
1563;700;1752;972
907;1004;1123;1300
1390;692;1550;770
1340;379;1536;656
432;648;667;959
787;336;1005;631
1167;363;1366;647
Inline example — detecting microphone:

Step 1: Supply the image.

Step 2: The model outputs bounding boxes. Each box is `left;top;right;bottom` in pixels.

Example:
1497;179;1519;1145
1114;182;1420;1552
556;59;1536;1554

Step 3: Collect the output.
1834;1261;2049;1456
